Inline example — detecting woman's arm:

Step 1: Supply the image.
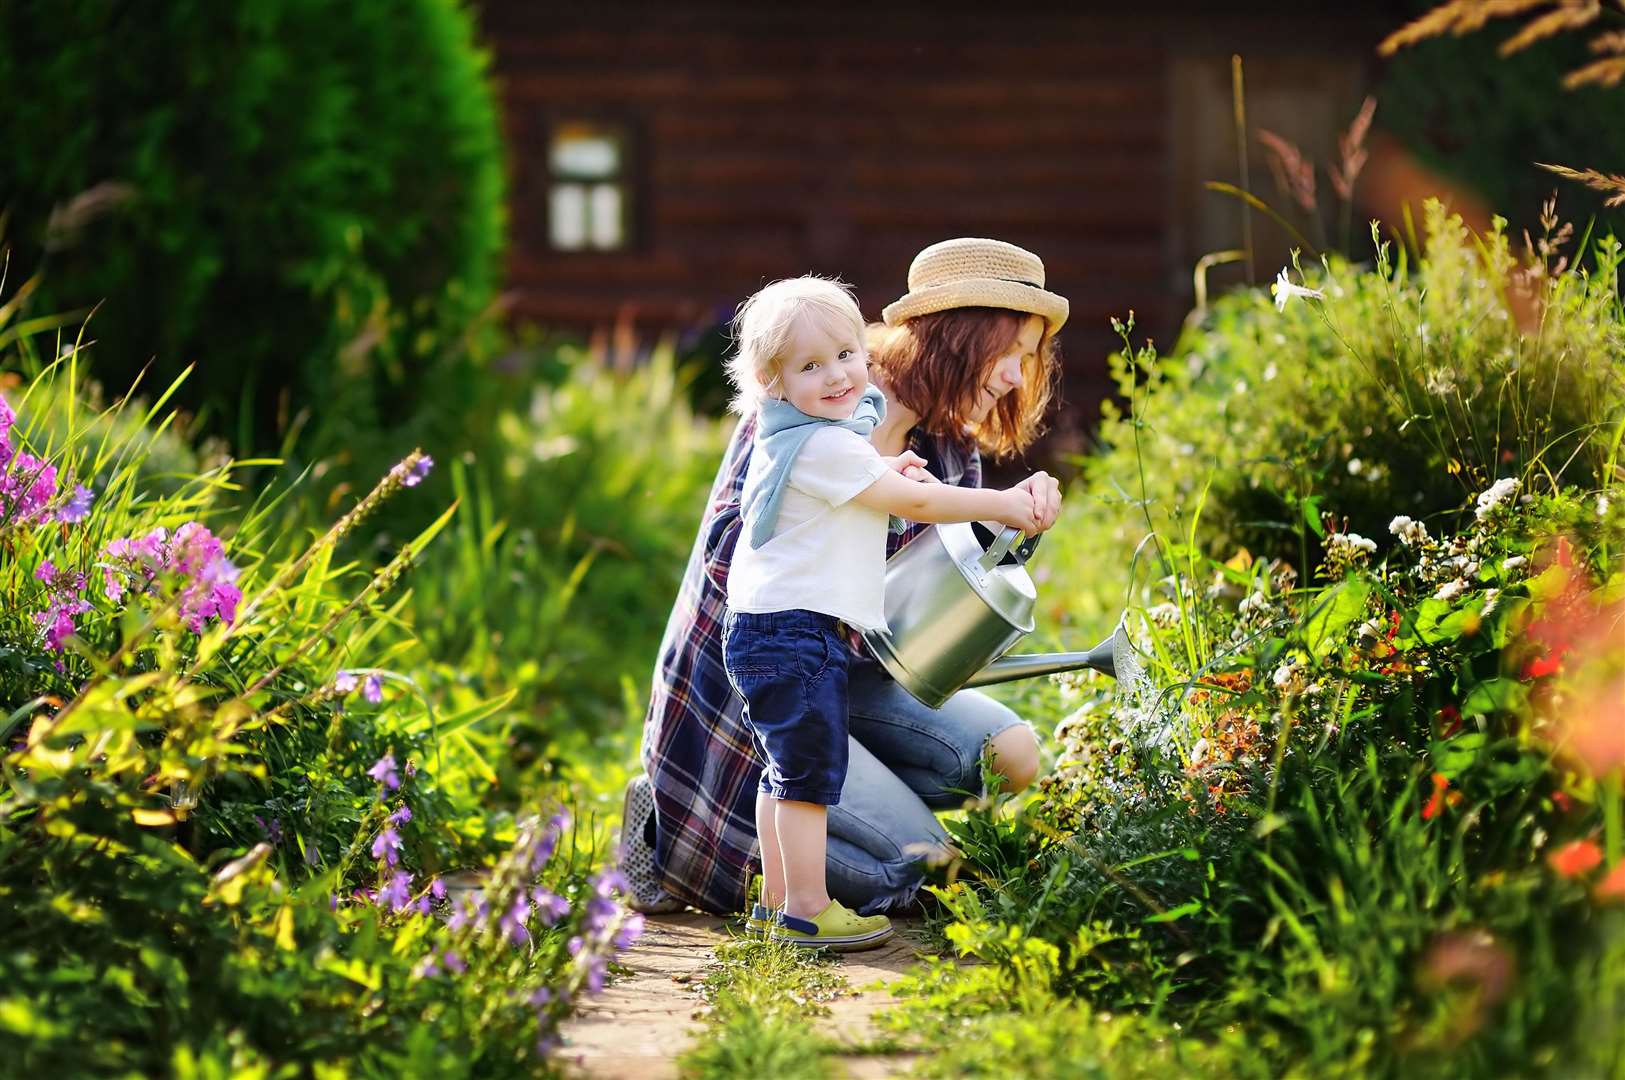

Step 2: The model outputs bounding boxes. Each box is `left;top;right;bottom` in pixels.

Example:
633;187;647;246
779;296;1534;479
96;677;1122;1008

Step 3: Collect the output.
852;469;1041;532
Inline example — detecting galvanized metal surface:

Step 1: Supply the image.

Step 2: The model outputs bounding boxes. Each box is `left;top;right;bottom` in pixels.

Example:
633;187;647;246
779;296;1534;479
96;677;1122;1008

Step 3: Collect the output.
862;522;1132;708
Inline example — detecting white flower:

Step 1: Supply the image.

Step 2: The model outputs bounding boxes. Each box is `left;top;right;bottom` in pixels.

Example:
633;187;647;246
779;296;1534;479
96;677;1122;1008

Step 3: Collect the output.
1147;602;1182;628
1474;477;1521;522
1600;495;1612;517
1389;515;1430;547
1272;269;1325;311
1239;591;1271;617
1501;555;1528;572
1480;588;1501;617
1325;531;1377;569
1273;658;1306;694
1433;580;1468;602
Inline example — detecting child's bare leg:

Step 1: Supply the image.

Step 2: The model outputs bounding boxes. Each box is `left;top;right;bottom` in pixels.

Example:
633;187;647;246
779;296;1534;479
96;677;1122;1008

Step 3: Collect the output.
756;791;785;910
774;798;832;920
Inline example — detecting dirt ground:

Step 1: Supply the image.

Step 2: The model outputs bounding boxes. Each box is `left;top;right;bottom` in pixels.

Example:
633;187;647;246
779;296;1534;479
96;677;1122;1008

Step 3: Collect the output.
559;911;932;1079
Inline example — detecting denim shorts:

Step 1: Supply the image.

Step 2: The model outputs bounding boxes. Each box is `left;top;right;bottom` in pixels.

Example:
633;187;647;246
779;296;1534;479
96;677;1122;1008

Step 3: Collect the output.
722;608;849;805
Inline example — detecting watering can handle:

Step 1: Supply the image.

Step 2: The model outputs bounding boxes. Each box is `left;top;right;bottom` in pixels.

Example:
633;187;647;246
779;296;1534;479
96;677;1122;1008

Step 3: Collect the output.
977;526;1042;573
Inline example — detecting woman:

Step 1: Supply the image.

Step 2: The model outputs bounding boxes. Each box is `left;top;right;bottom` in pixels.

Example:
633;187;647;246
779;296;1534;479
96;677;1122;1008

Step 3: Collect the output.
625;238;1068;916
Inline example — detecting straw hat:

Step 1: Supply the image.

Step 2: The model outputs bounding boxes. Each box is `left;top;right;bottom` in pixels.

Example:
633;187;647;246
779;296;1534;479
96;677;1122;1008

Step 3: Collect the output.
881;238;1069;334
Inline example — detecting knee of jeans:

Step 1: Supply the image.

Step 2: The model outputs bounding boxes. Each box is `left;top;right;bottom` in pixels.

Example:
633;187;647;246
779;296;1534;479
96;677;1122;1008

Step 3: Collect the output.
986;724;1040;793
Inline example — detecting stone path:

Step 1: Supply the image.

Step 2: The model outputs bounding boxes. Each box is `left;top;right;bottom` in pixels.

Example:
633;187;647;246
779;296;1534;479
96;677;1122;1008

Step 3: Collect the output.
559;912;930;1079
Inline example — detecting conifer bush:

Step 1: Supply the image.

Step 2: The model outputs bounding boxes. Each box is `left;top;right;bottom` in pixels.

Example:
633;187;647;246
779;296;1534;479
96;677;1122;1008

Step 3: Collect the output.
0;0;505;446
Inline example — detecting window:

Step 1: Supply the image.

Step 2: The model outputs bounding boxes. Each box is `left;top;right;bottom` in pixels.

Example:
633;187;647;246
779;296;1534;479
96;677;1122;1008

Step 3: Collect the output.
547;123;631;252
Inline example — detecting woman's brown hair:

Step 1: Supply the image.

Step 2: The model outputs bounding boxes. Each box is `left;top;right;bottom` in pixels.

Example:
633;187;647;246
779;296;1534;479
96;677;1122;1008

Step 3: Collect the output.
867;307;1059;457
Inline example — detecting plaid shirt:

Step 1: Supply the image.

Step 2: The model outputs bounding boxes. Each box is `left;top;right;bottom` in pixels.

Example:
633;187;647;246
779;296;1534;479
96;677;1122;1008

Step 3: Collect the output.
642;413;981;914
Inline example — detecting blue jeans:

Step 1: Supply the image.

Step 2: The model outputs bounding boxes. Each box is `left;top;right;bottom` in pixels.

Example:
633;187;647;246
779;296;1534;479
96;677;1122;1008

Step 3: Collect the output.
825;658;1027;914
722;609;850;805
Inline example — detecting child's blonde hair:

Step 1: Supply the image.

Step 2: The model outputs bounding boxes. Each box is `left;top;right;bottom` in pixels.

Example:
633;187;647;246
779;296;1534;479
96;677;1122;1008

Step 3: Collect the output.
725;276;866;414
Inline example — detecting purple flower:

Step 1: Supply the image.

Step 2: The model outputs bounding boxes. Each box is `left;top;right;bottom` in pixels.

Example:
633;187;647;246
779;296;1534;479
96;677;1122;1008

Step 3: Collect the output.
530;887;571;926
371;826;403;867
430;877;447;900
499;896;532;945
584;894;618;936
388;804;413;826
334;671;359;694
566;935;584;958
580;954;609;994
2;449;59;525
56;484;93;524
363;674;383;704
367;752;400;791
447;896;488;932
442;950;466;974
379;871;414;913
528;986;553;1007
406;456;433;487
100;521;238;631
613;912;645;950
592;869;630;898
0;395;13;440
35;560;56;583
254;815;284;845
413;955;441;978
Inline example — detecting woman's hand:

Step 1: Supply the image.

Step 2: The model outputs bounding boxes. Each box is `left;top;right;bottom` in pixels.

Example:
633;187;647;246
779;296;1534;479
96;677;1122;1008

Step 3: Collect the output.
1015;470;1062;532
884;451;940;484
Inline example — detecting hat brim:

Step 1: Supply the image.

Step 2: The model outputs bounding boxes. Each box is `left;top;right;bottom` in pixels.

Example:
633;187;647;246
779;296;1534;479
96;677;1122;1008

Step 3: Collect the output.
881;277;1069;335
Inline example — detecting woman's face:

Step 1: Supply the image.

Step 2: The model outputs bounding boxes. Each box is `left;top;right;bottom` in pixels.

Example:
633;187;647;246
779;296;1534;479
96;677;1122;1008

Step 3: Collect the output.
967;315;1044;424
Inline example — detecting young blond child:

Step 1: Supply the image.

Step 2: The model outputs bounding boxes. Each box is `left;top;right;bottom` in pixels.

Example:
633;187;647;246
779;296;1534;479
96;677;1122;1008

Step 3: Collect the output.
722;276;1044;950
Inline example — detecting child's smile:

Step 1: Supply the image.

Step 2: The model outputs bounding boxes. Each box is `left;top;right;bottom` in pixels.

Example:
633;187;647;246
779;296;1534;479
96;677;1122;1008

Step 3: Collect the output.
776;317;869;420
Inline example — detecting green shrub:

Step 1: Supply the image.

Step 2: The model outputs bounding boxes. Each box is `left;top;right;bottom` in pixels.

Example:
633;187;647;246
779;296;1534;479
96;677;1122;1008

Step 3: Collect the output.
1054;200;1625;635
0;0;504;447
904;483;1625;1077
0;290;638;1073
406;338;732;753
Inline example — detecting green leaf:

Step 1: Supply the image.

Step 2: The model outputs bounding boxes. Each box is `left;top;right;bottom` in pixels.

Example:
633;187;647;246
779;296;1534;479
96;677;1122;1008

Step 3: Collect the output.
1461;677;1528;718
1303;579;1370;657
1145;900;1203;924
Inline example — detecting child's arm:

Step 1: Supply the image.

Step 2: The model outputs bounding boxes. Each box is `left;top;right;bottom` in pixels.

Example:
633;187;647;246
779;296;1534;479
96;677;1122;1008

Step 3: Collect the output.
851;469;1042;532
881;450;939;485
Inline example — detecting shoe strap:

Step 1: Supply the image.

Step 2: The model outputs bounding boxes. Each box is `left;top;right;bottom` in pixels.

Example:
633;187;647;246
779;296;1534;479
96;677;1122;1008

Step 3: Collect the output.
777;911;819;935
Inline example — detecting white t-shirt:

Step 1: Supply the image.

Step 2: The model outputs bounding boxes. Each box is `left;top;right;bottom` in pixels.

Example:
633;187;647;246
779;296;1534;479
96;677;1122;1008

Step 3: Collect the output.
727;426;891;632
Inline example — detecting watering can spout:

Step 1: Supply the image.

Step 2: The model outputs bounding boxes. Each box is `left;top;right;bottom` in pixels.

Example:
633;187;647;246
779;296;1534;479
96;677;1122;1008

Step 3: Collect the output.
961;626;1121;689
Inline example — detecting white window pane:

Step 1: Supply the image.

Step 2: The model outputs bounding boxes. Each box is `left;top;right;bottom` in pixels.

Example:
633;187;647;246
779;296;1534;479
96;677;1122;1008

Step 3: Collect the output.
550;183;587;250
550;131;620;178
589;183;624;250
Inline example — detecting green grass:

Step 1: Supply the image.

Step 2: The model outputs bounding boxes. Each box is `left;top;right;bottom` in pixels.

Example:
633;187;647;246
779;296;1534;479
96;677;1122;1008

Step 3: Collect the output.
676;935;848;1080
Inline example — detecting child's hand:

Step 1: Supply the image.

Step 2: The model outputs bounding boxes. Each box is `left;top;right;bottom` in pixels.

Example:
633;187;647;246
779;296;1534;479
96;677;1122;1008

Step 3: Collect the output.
885;451;940;484
993;486;1043;533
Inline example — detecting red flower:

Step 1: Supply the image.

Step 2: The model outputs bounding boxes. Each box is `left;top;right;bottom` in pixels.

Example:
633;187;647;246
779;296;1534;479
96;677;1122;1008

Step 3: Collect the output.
1437;704;1463;738
1387;610;1401;641
1521;651;1564;680
1551;790;1573;813
1422;774;1450;821
1595;860;1625;903
1549;838;1603;878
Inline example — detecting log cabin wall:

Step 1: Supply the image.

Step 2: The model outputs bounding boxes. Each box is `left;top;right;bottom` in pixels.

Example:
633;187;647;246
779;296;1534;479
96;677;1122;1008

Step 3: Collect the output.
476;1;1393;449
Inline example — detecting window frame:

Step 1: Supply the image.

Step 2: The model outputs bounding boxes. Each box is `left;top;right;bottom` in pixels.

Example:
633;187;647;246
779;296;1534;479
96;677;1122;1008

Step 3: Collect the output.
541;117;642;255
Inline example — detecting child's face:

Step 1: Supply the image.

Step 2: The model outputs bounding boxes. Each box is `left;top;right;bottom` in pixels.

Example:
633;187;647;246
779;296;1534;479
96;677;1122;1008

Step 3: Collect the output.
772;316;868;420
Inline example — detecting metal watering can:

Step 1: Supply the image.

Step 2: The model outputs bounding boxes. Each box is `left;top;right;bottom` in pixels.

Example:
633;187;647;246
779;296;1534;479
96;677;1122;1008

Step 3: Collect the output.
861;522;1142;709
